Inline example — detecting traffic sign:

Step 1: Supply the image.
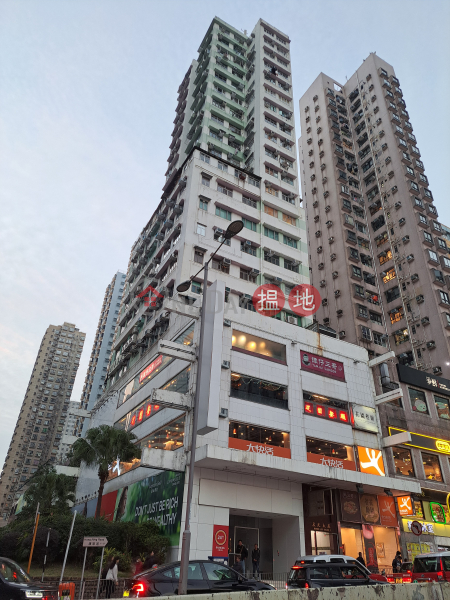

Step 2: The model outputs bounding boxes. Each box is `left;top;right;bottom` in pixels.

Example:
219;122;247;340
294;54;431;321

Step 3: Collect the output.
410;521;423;536
83;536;108;547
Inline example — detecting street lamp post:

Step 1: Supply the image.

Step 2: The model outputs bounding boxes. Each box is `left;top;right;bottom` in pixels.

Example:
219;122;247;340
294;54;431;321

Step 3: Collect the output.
177;220;243;595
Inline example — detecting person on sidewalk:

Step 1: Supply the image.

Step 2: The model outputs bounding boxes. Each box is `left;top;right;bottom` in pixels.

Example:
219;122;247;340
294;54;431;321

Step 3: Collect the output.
235;540;248;574
105;557;119;599
356;552;366;567
392;551;402;573
252;544;260;578
232;556;244;575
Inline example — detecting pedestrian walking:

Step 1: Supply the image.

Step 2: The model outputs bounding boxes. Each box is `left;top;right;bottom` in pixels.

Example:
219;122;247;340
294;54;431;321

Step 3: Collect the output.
356;552;366;567
105;557;119;599
143;551;157;570
134;558;143;576
252;544;260;578
392;551;402;573
235;540;248;574
232;556;244;575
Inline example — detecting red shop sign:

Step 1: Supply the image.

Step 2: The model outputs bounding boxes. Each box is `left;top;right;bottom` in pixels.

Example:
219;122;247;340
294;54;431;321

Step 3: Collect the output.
228;437;291;459
307;452;356;471
139;355;163;384
212;525;229;558
301;351;345;382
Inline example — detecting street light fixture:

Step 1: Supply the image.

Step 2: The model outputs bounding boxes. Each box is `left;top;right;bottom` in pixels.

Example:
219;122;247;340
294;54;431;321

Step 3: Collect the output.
178;220;243;595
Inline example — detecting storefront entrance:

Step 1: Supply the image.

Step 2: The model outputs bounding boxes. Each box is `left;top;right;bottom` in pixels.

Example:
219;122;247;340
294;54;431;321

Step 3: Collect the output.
229;514;272;574
340;525;399;572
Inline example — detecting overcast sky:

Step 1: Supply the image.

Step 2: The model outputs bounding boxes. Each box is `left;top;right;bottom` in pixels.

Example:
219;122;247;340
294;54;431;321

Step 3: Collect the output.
0;0;449;467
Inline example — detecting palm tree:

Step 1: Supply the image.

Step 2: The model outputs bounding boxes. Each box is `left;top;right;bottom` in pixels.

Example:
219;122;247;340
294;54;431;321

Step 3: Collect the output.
21;466;76;518
71;425;141;518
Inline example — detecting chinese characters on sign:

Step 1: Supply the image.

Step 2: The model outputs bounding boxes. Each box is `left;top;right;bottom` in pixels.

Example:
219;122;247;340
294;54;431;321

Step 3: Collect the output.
397;364;450;396
360;495;380;524
406;520;434;534
139;355;163;384
306;452;356;471
83;537;108;548
300;351;346;382
351;405;378;433
228;436;291;459
252;284;321;318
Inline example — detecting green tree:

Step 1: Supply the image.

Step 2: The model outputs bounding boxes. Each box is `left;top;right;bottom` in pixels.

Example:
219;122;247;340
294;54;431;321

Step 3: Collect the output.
71;425;141;518
20;466;76;519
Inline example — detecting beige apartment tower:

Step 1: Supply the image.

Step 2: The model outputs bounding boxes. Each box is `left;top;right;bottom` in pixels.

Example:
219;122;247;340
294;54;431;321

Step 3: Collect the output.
299;53;450;555
0;322;85;523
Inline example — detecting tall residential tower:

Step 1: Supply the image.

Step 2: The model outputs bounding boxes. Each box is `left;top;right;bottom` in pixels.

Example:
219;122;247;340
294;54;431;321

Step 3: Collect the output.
299;54;450;555
0;322;85;523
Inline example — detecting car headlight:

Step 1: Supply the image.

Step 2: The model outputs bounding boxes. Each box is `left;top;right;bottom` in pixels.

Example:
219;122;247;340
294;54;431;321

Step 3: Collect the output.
25;592;43;599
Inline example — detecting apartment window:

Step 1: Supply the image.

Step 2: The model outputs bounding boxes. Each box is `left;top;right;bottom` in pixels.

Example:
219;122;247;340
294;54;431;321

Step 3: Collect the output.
243;196;257;209
373;332;387;347
282;213;296;226
215;207;232;221
264;252;279;265
392;447;415;477
358;305;369;319
200;153;210;164
191;282;202;294
433;269;445;284
389;306;404;324
370;312;382;325
240;269;257;283
230;373;288;410
434;395;450;420
428;249;439;262
218;183;233;197
354;284;364;297
393;328;409;346
265;185;278;197
194;251;204;265
423;231;433;244
349;248;359;260
371;215;385;232
406;165;415;176
265;165;278;178
201;175;211;187
248;176;260;188
243;218;257;232
264;205;277;217
196;223;206;236
432;220;441;232
347;230;357;243
283;235;297;248
443;257;450;269
361;326;371;341
232;330;286;362
407;387;429;414
199;199;208;211
385;286;400;303
422;453;443;482
352;265;362;278
383;267;396;283
212;259;229;274
218;161;228;172
241;242;256;256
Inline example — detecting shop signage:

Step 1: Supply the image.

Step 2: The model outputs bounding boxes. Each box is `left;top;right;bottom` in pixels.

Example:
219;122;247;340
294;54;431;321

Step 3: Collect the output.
107;456;141;481
83;537;108;547
397;363;450;396
340;489;361;522
351;405;378;433
360;494;380;525
139;354;163;384
113;470;185;546
212;525;229;558
362;524;379;571
228;437;291;458
397;496;414;516
307;452;356;471
389;427;450;456
430;502;446;524
304;401;350;424
306;515;333;533
407;542;432;562
405;520;434;534
378;496;398;527
300;351;345;382
357;446;386;476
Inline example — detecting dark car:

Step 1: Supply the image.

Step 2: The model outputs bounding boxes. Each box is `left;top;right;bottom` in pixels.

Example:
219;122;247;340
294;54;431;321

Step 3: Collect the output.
0;557;58;599
123;560;275;597
287;562;389;589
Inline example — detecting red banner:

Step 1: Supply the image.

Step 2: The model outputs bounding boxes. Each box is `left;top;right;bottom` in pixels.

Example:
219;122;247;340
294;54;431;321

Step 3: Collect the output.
100;490;118;522
307;452;356;471
300;351;345;381
228;437;291;458
212;525;229;557
139;354;163;384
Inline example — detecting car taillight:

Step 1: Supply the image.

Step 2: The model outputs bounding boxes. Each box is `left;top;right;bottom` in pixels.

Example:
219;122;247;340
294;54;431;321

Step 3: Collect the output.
132;582;146;595
437;571;443;580
387;576;394;583
403;577;412;583
291;565;300;569
304;582;309;589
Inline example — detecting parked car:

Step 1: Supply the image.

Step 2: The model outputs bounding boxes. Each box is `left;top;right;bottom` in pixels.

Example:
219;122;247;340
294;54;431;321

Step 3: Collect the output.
294;554;388;582
287;562;389;589
0;557;58;599
412;551;450;582
123;560;275;597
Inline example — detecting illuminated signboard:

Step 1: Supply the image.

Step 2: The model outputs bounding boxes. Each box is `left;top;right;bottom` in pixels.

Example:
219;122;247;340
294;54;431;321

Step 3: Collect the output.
397;364;450;396
304;401;349;424
389;427;450;455
397;495;414;516
139;354;164;384
300;351;345;382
